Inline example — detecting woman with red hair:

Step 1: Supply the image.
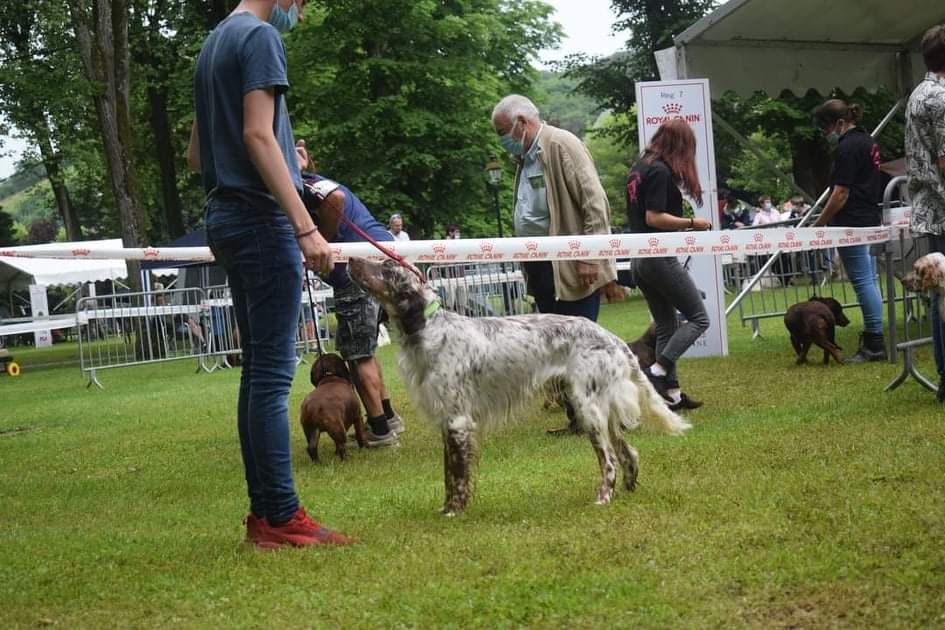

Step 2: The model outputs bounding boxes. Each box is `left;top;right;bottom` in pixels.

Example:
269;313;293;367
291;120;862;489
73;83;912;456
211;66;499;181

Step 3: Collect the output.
627;118;711;411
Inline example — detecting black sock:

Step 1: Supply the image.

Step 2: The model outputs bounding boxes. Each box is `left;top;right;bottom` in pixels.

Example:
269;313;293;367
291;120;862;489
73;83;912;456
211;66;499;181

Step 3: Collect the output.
382;398;394;419
368;414;390;435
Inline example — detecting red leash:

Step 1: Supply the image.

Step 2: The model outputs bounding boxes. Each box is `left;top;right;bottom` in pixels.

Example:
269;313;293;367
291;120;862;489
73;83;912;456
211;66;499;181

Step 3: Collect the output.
338;214;426;283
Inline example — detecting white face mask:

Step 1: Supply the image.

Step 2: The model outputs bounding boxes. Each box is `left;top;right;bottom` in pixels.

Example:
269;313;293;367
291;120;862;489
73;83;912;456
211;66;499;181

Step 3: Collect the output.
763;201;773;211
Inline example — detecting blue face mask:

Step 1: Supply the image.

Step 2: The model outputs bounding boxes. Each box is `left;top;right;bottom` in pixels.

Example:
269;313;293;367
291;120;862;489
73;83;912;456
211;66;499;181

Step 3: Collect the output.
499;122;525;156
268;2;299;33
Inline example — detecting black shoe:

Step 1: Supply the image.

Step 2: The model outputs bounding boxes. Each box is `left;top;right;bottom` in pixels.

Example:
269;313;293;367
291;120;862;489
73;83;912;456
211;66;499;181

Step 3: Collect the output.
846;332;887;364
937;377;945;403
669;393;703;411
643;366;673;402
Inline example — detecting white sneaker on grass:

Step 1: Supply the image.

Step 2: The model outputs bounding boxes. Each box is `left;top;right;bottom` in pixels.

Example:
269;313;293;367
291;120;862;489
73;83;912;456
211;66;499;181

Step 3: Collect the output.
365;427;400;449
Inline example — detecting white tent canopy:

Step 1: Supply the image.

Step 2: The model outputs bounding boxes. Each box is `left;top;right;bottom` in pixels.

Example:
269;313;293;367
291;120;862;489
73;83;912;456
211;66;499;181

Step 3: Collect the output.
656;0;945;97
0;239;128;292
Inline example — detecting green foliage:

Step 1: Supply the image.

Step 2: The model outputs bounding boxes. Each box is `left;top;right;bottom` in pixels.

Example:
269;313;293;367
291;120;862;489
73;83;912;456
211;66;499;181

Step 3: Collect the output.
0;161;45;199
560;1;714;143
0;208;14;245
530;71;601;137
584;111;637;227
286;0;561;238
727;131;796;203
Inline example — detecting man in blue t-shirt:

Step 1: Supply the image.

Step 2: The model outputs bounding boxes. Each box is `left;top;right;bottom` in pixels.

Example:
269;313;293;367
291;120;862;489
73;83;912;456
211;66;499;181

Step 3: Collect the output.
186;0;351;549
297;149;404;449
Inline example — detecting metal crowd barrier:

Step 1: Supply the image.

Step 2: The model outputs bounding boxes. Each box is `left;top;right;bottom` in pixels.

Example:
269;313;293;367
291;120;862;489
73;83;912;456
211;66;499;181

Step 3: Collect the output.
77;287;209;388
426;262;531;316
76;281;335;387
880;176;937;392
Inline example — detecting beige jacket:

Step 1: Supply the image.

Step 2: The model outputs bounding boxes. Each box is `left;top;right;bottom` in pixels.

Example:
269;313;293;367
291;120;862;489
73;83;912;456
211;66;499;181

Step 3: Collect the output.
513;124;617;301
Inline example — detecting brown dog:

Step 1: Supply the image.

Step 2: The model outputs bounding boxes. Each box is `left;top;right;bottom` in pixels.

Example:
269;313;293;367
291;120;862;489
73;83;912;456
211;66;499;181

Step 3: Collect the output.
300;353;366;462
628;322;657;370
784;296;851;365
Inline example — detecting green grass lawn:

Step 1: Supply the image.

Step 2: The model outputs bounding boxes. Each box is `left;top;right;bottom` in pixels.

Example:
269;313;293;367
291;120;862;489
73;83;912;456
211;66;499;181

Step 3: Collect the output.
1;297;943;628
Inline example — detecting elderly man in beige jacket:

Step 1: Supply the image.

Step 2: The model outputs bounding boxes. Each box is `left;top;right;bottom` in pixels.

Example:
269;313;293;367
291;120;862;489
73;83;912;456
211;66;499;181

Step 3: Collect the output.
492;94;618;321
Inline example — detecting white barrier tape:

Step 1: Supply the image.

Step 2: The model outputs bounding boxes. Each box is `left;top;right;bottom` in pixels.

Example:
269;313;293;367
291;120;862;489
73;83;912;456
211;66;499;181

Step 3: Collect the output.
0;226;892;263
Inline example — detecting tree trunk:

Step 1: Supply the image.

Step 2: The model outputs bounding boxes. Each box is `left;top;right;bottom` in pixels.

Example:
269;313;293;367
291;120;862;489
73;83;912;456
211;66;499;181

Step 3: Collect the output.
147;84;184;238
69;0;145;289
34;122;82;240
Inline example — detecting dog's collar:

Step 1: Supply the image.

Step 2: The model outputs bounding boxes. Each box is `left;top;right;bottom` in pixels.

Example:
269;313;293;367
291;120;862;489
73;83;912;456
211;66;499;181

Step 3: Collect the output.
424;299;442;318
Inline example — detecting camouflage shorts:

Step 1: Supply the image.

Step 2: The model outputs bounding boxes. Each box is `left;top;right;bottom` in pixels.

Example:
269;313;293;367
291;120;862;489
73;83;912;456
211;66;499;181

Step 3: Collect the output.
333;282;381;361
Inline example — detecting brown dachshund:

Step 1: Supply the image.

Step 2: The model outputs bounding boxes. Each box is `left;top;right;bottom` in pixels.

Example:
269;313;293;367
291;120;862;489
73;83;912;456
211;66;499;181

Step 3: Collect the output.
627;322;657;370
784;296;851;365
300;353;366;462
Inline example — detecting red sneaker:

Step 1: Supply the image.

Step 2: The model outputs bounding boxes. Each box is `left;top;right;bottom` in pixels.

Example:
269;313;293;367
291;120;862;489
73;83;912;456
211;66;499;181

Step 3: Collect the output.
255;507;355;548
244;513;280;549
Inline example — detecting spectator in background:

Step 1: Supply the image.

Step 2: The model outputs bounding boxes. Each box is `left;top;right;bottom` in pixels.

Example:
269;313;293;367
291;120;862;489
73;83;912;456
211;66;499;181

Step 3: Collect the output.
719;189;751;229
751;195;782;226
906;23;945;401
491;93;620;434
389;214;410;241
813;98;885;362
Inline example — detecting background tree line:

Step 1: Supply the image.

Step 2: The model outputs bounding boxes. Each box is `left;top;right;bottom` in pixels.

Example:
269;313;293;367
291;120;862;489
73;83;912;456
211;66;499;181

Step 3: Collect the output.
0;0;907;253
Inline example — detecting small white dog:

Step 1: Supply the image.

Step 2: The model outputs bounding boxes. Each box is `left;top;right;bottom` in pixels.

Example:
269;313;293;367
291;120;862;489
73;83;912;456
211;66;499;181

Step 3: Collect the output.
348;257;691;515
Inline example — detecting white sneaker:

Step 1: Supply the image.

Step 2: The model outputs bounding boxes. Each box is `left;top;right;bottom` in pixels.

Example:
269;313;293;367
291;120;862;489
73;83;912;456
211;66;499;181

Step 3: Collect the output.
365;427;400;449
387;413;406;435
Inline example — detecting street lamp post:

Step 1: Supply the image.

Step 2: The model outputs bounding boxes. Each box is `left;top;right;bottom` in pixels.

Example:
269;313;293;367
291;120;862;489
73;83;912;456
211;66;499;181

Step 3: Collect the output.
485;155;502;238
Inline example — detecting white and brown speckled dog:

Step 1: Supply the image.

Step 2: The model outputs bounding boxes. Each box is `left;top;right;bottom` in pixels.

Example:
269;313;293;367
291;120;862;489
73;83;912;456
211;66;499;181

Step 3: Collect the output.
902;252;945;316
347;257;691;515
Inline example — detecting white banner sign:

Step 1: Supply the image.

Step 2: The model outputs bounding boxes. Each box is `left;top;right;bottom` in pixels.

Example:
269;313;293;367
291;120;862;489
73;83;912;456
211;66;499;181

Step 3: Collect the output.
636;78;726;359
0;227;890;263
28;284;52;348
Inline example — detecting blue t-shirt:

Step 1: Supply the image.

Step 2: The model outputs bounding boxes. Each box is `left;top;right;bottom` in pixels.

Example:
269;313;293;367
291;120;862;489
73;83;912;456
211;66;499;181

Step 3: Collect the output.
303;174;392;288
194;12;301;212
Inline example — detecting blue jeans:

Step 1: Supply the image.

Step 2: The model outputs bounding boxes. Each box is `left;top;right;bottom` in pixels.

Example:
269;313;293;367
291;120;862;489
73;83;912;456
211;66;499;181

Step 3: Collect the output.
930;235;945;378
838;244;883;334
523;260;601;321
206;199;302;524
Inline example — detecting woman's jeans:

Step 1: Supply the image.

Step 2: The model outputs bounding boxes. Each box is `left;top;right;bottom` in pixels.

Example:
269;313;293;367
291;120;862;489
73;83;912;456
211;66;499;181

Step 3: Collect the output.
633;256;710;385
837;244;883;335
206;199;302;524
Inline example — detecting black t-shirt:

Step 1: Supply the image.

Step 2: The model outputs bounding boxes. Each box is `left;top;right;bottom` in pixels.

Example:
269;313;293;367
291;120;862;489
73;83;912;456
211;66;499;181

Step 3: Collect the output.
828;127;882;227
626;158;683;233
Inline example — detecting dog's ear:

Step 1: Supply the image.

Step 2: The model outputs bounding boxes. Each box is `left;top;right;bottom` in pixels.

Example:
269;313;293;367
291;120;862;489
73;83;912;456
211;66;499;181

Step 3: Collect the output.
310;360;323;387
397;291;429;335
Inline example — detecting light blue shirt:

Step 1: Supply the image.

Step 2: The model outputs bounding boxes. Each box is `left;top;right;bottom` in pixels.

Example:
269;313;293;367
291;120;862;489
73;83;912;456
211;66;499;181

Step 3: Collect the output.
514;125;550;237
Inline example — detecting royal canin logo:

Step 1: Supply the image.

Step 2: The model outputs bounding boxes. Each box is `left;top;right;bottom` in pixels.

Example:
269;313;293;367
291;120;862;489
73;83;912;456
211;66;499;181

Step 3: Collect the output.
720;235;731;244
568;240;581;250
480;242;494;253
845;229;854;238
786;232;796;241
675;233;705;254
662;103;683;115
816;230;825;239
753;233;764;242
648;237;660;247
0;249;15;257
609;238;621;248
72;248;91;257
432;244;446;255
525;241;539;251
143;247;160;258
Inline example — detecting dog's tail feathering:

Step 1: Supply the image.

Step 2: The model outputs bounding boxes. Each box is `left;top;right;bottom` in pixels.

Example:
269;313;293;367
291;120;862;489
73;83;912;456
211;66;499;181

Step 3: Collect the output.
624;348;691;436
